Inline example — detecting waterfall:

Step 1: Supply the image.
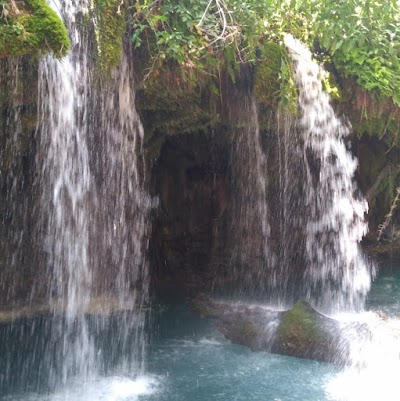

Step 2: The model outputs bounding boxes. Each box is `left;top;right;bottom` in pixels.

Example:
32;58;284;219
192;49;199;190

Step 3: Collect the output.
92;52;154;374
273;111;303;306
36;0;94;383
281;35;400;401
227;87;276;299
33;0;151;388
284;34;373;313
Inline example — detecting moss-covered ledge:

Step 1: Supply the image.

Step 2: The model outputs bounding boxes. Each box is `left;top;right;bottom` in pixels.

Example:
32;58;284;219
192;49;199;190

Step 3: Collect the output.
95;0;127;73
0;0;70;58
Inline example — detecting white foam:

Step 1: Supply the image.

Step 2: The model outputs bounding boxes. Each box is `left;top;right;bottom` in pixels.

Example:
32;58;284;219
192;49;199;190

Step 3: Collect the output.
198;338;222;346
326;367;399;401
326;312;400;401
7;376;159;401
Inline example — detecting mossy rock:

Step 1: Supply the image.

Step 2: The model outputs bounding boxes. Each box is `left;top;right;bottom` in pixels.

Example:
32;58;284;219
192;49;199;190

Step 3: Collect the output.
0;0;70;58
191;296;377;364
95;0;126;73
275;301;325;356
351;112;400;148
272;301;349;363
253;41;298;124
332;77;400;148
234;321;256;337
136;63;222;162
253;42;284;109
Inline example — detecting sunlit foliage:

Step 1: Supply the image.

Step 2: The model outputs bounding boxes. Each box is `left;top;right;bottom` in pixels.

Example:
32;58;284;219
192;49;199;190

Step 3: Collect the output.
129;0;400;105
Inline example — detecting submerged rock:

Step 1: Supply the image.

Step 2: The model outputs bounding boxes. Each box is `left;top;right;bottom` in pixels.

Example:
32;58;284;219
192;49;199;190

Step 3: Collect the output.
0;294;143;323
192;296;369;365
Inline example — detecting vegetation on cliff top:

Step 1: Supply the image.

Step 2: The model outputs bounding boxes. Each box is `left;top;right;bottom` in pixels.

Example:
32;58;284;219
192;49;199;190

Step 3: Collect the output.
129;0;400;108
0;0;70;58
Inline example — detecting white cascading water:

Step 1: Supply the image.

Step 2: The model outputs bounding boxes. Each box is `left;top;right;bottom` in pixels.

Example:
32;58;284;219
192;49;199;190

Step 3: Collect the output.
284;34;400;401
94;51;154;374
284;34;372;313
228;93;276;298
35;0;152;392
274;110;301;305
36;0;94;383
326;310;400;401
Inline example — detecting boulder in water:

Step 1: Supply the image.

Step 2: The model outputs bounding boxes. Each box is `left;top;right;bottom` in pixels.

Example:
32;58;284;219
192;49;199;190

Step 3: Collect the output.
272;301;343;363
192;296;368;364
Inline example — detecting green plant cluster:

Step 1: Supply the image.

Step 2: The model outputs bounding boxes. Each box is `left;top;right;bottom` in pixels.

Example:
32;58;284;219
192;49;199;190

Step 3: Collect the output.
253;42;297;113
130;0;265;77
129;0;400;108
0;0;70;58
129;0;301;108
308;0;400;106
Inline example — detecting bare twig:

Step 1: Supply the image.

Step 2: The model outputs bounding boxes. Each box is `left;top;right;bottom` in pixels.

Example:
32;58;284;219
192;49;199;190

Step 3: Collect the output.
9;0;20;15
1;5;9;20
195;0;241;55
117;0;124;15
377;186;400;241
197;0;214;27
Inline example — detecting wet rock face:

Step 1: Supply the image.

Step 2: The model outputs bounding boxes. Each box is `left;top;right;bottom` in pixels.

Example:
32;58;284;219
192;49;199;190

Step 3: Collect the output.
149;132;231;293
354;135;400;261
0;57;40;303
273;301;344;363
192;296;371;365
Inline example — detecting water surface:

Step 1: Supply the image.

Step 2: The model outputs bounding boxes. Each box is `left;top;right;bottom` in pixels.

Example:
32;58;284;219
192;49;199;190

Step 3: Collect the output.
1;267;399;401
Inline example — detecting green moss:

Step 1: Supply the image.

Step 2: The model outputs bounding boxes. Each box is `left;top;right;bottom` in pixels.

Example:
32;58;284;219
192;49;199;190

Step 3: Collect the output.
355;116;399;147
253;42;285;110
325;74;400;150
234;321;255;337
322;70;341;100
96;0;126;73
137;64;220;143
277;301;322;351
0;0;70;58
253;41;297;121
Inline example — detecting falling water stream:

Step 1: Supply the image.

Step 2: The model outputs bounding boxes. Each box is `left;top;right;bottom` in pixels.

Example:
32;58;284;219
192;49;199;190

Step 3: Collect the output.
283;35;399;401
0;4;399;397
0;0;153;398
228;92;275;299
284;35;373;313
36;0;94;383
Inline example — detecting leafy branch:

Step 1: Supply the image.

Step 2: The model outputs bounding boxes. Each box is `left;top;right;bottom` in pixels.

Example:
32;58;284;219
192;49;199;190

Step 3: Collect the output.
128;0;400;110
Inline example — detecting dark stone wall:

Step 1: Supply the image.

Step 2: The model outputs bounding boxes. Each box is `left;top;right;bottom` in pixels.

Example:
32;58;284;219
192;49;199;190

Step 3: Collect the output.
0;57;40;303
149;131;231;294
353;134;400;261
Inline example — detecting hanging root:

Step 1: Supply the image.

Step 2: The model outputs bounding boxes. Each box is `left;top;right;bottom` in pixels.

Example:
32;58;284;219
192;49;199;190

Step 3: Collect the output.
377;186;400;241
